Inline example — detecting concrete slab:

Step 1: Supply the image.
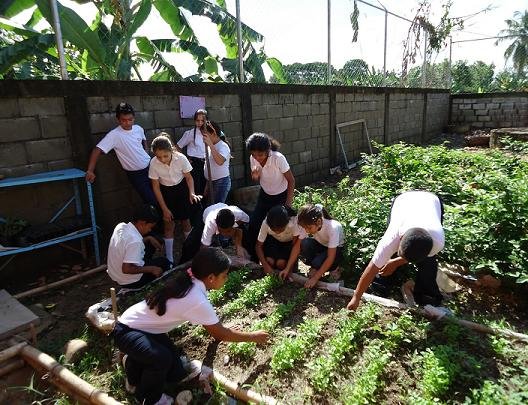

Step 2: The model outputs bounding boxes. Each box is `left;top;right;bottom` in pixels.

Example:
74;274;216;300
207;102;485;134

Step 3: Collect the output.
0;290;40;340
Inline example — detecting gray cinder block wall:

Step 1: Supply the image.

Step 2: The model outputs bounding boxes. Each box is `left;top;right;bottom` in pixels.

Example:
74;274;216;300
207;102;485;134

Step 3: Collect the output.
450;92;528;129
0;80;449;273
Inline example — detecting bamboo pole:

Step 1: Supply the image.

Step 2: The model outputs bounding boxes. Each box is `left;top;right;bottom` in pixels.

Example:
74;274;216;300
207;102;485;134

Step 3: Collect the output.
110;288;118;321
14;265;107;300
0;358;25;378
19;344;121;405
198;362;277;405
0;342;27;363
204;144;214;205
287;272;528;343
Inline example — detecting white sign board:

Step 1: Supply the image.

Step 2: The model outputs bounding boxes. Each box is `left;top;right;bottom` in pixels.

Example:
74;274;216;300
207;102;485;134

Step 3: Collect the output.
179;96;206;119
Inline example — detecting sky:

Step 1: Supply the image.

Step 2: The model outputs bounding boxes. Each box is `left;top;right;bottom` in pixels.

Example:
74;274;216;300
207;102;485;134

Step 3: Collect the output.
13;0;526;78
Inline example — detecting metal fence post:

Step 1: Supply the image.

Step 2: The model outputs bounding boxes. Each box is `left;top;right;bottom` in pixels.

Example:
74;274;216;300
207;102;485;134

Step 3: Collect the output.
49;0;68;80
236;0;244;83
383;10;387;85
421;28;428;88
327;0;332;85
448;36;452;89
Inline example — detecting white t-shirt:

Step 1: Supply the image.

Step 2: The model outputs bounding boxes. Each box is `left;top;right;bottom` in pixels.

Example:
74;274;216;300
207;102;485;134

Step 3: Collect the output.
118;279;219;334
148;152;193;186
250;151;290;195
201;203;250;246
371;191;445;268
177;128;206;159
205;140;230;181
298;218;344;248
258;216;300;243
107;222;144;285
97;125;150;171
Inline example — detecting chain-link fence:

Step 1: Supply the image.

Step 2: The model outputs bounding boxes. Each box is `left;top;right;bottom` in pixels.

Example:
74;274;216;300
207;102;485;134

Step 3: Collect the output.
1;0;525;92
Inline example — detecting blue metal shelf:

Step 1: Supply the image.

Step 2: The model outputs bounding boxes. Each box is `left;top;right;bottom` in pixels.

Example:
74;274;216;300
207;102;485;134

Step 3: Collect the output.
0;168;101;268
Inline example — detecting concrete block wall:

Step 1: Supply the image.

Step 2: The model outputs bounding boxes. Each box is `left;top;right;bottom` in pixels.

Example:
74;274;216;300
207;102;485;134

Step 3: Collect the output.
388;93;424;143
426;93;450;139
450;93;528;128
335;92;385;164
252;93;331;186
0;96;74;224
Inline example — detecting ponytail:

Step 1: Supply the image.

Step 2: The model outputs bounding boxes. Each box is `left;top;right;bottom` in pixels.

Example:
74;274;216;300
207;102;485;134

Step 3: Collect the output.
297;203;332;227
146;247;230;316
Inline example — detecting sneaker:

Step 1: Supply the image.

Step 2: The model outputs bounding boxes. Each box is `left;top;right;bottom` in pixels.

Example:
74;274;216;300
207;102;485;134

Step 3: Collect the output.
121;354;136;394
401;280;417;306
328;267;342;282
153;393;174;405
179;356;202;383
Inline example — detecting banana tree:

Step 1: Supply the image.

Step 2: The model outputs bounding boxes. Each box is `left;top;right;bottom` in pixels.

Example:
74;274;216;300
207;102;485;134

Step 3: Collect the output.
0;0;286;82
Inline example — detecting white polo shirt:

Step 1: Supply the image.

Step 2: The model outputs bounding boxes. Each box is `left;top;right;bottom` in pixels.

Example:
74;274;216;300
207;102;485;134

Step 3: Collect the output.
250;151;290;195
372;191;445;268
298;218;344;248
177;128;206;159
107;222;144;285
201;203;250;246
205;140;230;181
148;152;193;186
118;279;219;334
97;125;150;171
258;216;300;243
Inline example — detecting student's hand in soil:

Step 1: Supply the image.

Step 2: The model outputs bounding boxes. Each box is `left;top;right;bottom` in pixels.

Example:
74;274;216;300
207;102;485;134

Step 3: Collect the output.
189;193;202;204
347;295;360;311
252;330;270;344
304;276;320;289
279;268;291;280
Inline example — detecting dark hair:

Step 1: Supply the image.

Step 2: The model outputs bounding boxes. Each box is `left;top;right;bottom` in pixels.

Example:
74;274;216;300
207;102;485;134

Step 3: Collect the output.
267;205;297;229
132;204;160;224
297;203;332;227
115;102;135;118
398;228;433;263
246;133;280;152
216;208;235;229
146;247;230;316
151;132;174;153
193;109;208;143
206;120;233;157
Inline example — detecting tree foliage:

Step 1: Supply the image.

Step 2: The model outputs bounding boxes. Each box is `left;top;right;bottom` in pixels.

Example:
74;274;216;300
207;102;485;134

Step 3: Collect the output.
497;10;528;75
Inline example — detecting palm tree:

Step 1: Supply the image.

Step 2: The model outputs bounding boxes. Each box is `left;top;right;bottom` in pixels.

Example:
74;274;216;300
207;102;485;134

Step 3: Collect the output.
497;10;528;75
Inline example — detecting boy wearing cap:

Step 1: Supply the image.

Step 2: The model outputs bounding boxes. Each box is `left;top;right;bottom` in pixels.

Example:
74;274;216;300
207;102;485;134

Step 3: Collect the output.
85;102;157;206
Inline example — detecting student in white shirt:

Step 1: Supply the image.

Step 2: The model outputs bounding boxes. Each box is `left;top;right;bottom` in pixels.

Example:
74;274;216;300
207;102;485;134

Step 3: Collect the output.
256;205;300;275
112;248;269;405
201;120;231;204
246;133;295;261
176;109;208;195
149;133;201;264
280;204;344;289
85;102;156;206
107;205;170;291
179;203;250;264
347;191;445;311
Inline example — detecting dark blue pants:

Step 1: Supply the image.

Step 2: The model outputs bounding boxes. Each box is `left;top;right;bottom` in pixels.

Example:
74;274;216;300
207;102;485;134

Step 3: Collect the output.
247;189;288;261
126;167;157;206
112;322;186;405
300;238;343;271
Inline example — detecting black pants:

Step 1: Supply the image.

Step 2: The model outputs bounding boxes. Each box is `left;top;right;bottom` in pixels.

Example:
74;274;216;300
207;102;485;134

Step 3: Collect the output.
121;243;171;289
189;157;206;196
300;238;343;272
112;322;186;405
247;189;288;261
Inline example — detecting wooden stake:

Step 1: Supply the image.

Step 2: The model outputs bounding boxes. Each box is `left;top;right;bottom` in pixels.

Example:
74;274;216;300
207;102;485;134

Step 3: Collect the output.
0;358;25;378
197;362;277;405
19;344;121;405
13;265;107;300
110;288;118;324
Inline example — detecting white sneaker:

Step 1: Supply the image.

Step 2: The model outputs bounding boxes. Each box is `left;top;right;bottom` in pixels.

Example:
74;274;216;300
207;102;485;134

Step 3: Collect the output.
179;356;202;383
153;393;174;405
121;354;136;394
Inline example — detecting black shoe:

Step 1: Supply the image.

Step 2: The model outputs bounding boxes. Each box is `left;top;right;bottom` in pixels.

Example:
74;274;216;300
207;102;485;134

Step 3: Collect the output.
414;292;442;306
368;281;390;297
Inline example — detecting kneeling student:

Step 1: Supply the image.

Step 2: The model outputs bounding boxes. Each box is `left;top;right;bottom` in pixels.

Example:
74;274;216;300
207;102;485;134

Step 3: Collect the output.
107;204;170;291
256;205;300;275
112;248;269;405
280;203;344;288
347;190;445;311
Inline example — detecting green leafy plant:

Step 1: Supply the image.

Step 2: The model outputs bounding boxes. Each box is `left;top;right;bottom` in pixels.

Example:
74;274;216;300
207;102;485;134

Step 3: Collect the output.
208;266;251;306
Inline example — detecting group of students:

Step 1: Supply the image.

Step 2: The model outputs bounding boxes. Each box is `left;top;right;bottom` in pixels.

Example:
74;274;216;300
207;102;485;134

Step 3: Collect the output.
87;102;446;405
